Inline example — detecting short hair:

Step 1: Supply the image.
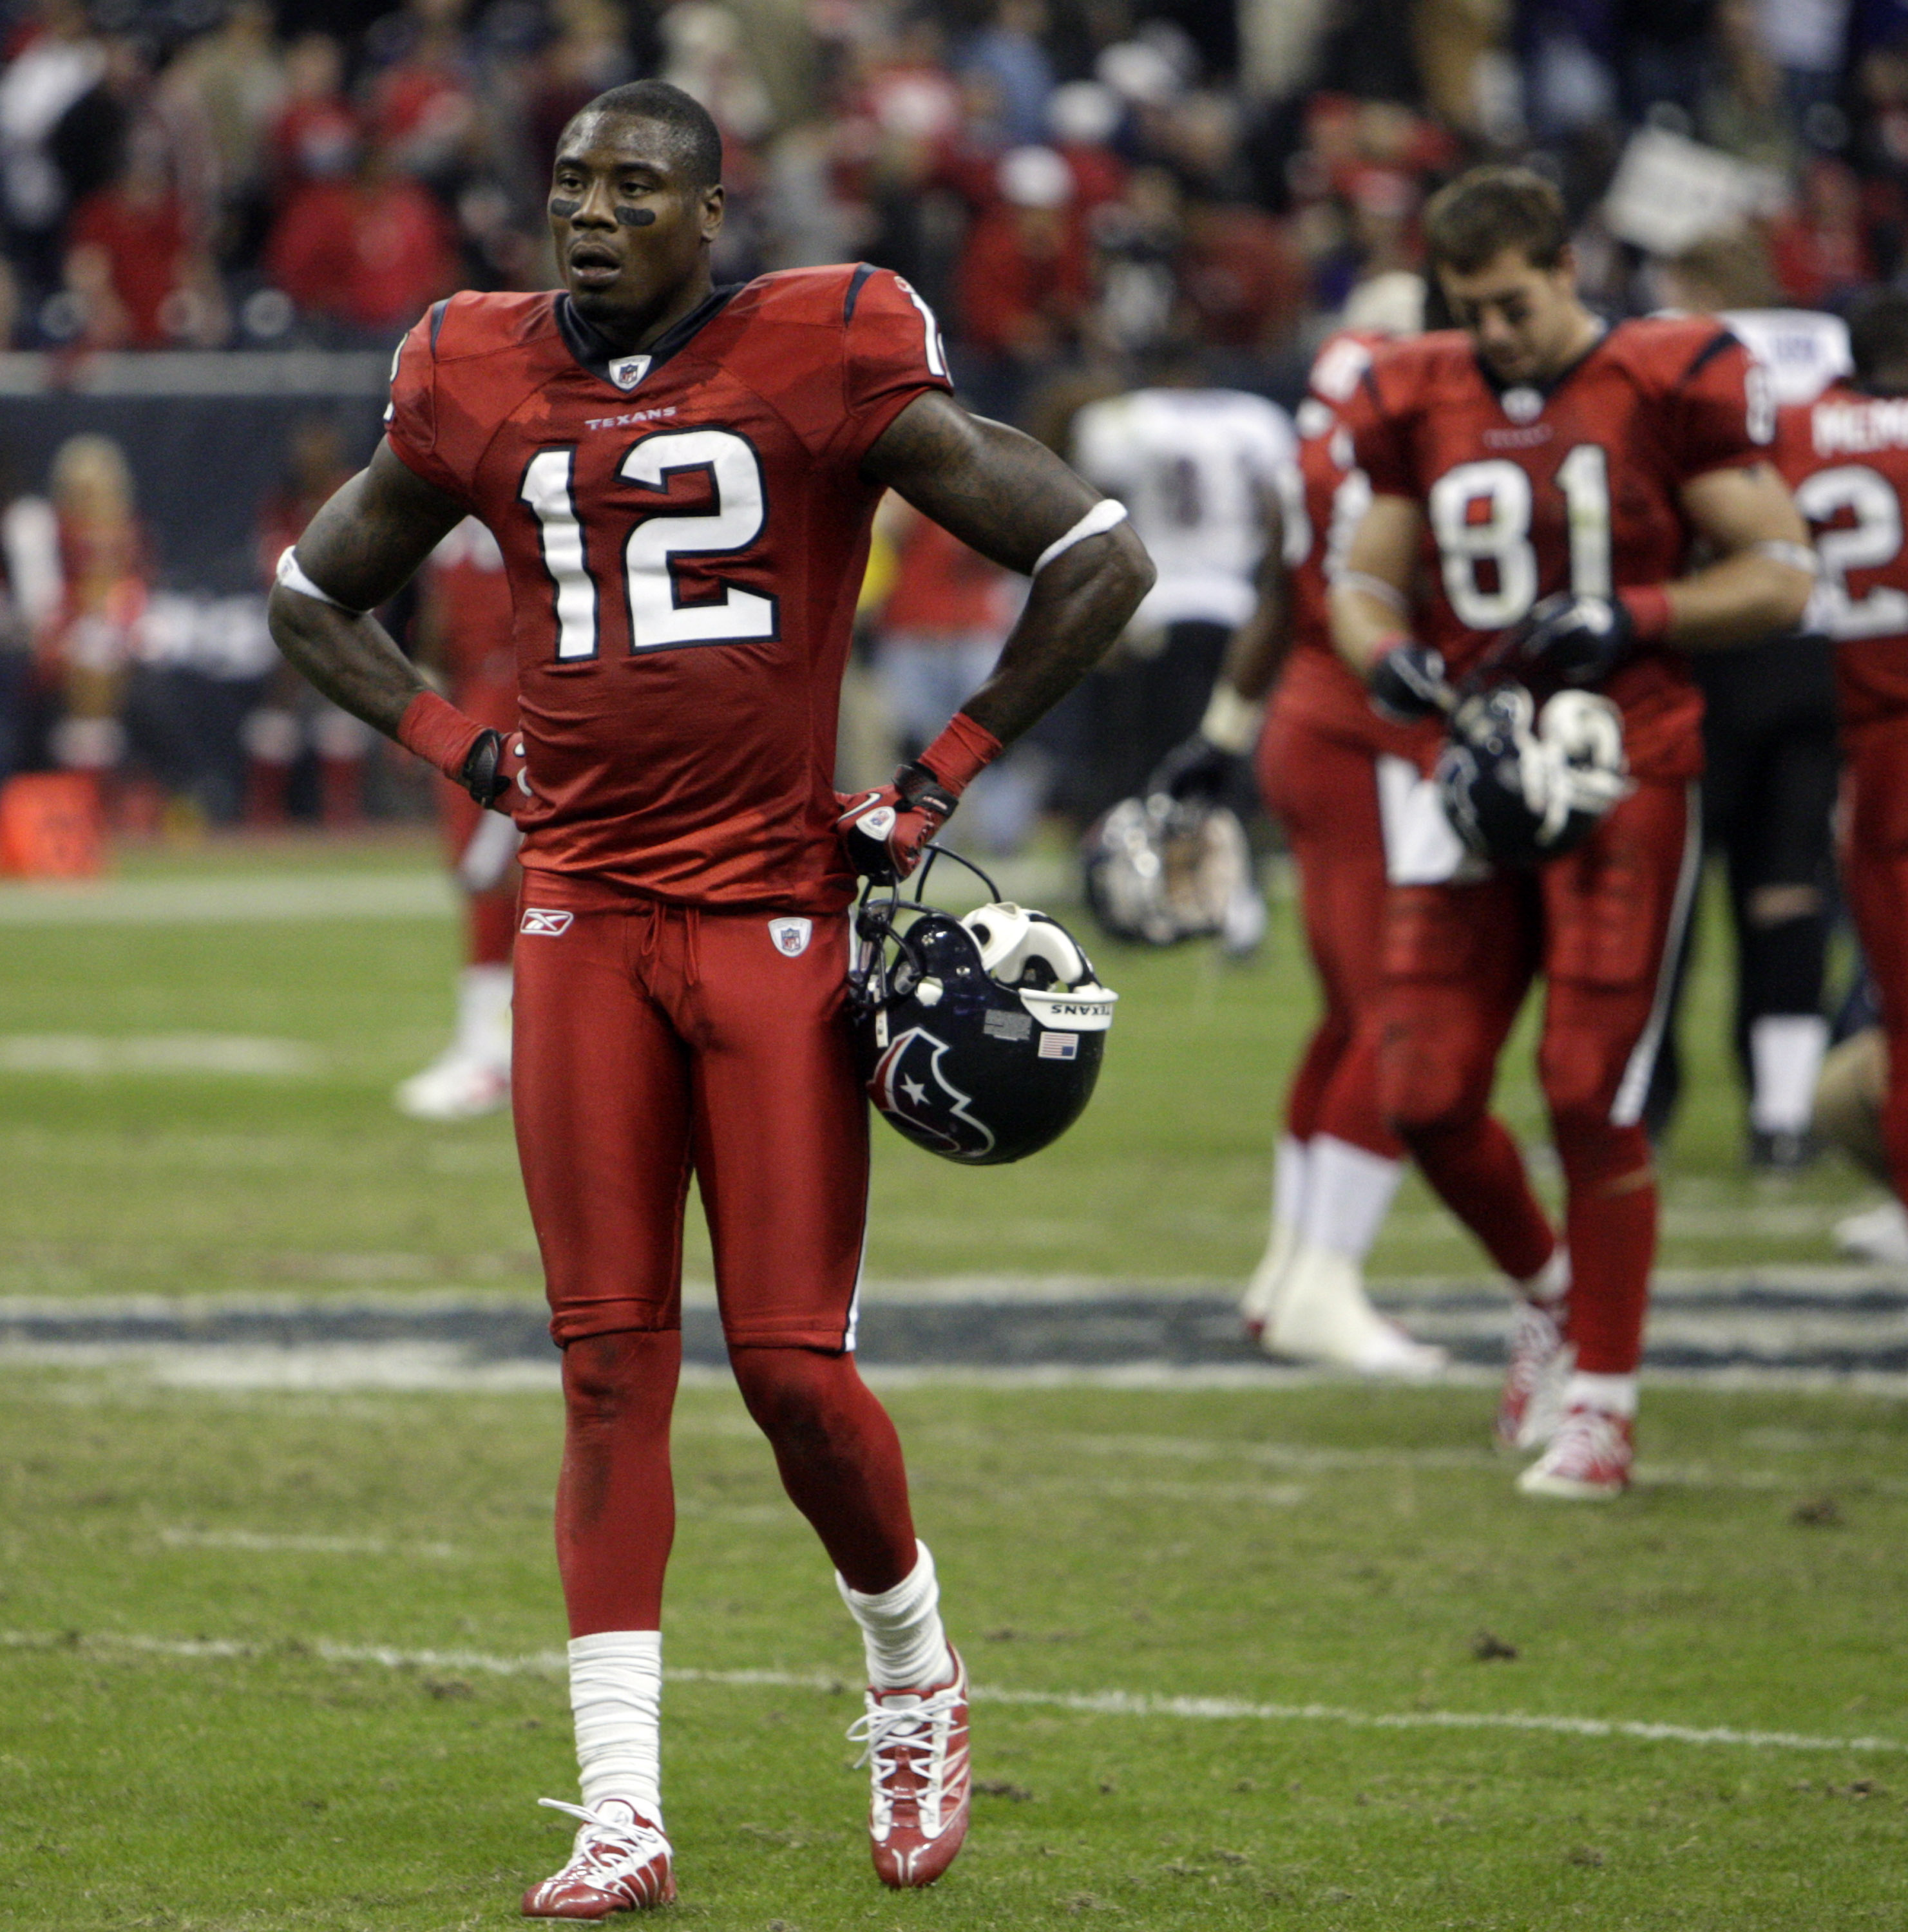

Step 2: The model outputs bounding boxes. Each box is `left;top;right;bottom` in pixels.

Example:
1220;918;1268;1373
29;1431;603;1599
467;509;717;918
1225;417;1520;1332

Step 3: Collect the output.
566;80;723;190
1424;166;1570;276
1848;289;1908;388
1666;229;1778;312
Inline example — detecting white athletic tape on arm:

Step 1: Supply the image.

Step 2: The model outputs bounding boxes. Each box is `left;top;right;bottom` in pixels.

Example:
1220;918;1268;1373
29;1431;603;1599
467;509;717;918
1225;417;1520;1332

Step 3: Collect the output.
275;545;367;616
1033;499;1129;575
1199;683;1265;755
1333;568;1409;614
1753;540;1819;577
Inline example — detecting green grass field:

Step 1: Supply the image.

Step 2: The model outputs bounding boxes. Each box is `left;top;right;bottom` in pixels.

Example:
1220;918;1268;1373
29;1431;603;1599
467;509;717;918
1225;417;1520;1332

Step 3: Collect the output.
1;834;1905;1930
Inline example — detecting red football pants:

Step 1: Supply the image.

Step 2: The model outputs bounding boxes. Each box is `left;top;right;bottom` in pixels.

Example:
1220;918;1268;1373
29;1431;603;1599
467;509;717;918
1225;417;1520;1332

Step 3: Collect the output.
1379;781;1698;1375
511;883;917;1631
1257;708;1402;1161
1841;724;1908;1202
439;676;519;968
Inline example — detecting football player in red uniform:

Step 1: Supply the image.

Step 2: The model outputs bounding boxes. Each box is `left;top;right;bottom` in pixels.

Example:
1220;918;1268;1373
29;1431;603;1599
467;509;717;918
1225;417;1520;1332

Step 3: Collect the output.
1154;325;1451;1376
394;516;521;1121
267;81;1152;1915
1772;292;1908;1239
1331;167;1814;1497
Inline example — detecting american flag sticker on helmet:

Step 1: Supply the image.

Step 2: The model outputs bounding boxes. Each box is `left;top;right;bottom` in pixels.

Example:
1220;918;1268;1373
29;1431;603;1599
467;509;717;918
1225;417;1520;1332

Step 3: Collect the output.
1037;1032;1079;1060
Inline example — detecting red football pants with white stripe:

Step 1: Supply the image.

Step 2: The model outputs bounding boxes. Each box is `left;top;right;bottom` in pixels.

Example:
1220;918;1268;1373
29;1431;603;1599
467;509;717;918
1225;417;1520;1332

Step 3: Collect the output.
1378;779;1699;1376
1841;720;1908;1206
511;879;917;1630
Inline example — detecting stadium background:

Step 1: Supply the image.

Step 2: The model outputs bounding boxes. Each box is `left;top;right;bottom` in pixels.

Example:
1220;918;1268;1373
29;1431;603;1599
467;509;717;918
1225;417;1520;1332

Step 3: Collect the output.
1;1;1907;1927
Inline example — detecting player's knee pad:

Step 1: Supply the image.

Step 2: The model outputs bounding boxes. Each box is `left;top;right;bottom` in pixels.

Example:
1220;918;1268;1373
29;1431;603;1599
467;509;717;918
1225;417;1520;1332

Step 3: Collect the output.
1379;1005;1495;1135
1549;1109;1652;1194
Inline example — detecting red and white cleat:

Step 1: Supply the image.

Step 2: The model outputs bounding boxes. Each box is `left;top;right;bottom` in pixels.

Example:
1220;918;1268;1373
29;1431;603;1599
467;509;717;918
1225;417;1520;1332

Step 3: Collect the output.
1516;1405;1634;1499
1495;1297;1572;1452
521;1799;674;1918
846;1648;971;1888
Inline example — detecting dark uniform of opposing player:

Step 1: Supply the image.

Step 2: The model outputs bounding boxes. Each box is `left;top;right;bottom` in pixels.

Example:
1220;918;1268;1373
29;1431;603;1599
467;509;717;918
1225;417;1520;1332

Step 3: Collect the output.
266;80;1152;1917
1331;167;1814;1499
1773;292;1908;1227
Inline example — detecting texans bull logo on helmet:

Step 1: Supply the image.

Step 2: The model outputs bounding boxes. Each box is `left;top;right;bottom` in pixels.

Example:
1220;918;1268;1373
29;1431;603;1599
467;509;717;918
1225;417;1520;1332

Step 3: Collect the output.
868;1025;997;1159
850;860;1118;1166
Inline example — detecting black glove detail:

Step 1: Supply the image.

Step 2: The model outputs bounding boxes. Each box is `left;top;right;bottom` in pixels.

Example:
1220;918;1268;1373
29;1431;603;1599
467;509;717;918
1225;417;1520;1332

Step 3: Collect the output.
459;728;506;807
1512;593;1632;687
1147;732;1238;802
1368;643;1449;724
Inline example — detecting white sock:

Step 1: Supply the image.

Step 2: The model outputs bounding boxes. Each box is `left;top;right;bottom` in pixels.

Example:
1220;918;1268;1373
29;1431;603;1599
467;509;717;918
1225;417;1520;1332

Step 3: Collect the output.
1518;1246;1570;1307
456;963;513;1065
836;1539;954;1691
1273;1133;1309;1233
1750;1014;1829;1134
1565;1370;1637;1418
1299;1135;1402;1262
569;1631;663;1827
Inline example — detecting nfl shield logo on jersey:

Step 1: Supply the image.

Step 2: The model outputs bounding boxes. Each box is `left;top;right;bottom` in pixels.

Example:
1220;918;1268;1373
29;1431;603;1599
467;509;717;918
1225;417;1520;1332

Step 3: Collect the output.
768;916;812;957
607;354;651;390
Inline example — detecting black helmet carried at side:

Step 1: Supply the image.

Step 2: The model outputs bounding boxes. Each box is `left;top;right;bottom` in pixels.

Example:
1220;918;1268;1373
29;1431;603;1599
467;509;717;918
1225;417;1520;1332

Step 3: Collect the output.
850;861;1118;1165
1435;681;1630;869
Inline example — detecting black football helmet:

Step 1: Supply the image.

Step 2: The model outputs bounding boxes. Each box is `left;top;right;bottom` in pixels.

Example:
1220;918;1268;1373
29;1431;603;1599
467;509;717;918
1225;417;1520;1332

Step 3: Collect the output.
849;851;1118;1164
1435;682;1631;868
1080;793;1253;945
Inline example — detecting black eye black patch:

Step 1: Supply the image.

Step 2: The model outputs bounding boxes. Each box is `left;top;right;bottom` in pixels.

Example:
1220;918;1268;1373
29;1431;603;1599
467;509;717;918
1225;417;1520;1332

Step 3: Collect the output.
549;197;581;220
616;207;658;227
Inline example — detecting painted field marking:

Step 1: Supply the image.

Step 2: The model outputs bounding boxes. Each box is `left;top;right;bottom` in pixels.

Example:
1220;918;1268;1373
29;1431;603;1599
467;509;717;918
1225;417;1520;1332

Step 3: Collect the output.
2;1629;1898;1757
0;1034;320;1075
158;1528;461;1559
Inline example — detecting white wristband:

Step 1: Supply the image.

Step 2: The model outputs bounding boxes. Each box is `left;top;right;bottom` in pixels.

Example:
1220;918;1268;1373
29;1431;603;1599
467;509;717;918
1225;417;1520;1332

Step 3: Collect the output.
275;545;366;615
1033;499;1129;574
1332;567;1409;614
1199;683;1265;755
1753;540;1819;578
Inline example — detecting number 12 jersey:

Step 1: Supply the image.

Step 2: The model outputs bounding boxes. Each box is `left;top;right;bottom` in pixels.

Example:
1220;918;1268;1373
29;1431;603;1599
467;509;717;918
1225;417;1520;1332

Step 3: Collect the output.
385;265;952;912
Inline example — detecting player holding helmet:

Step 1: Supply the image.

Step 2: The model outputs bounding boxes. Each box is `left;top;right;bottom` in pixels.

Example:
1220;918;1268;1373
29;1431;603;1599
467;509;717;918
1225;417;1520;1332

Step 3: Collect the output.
268;79;1152;1915
1331;166;1815;1497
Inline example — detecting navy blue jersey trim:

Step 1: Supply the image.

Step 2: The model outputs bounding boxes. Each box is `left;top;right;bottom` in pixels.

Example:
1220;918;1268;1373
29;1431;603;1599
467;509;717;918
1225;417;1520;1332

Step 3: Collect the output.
843;263;877;325
428;298;450;351
553;285;743;390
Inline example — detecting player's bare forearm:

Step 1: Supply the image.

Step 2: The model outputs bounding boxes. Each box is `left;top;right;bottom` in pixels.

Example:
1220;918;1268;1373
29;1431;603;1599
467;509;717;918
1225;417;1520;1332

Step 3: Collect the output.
1219;505;1291;703
1330;493;1420;676
1668;462;1817;650
268;589;426;737
864;390;1154;742
266;442;468;738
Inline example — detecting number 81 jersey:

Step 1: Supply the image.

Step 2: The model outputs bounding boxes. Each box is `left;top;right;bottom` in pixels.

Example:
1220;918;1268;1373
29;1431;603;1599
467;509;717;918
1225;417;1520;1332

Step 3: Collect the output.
1352;316;1770;779
385;266;952;911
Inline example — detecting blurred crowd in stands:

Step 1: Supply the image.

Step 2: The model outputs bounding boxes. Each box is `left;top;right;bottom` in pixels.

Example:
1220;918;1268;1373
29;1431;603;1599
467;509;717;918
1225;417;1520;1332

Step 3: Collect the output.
1;0;1908;837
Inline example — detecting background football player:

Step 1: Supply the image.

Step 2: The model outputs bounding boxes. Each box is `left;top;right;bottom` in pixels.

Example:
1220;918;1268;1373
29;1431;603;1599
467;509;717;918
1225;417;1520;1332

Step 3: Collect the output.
267;80;1152;1917
1150;292;1450;1377
392;515;520;1122
1331;166;1815;1498
1771;291;1908;1267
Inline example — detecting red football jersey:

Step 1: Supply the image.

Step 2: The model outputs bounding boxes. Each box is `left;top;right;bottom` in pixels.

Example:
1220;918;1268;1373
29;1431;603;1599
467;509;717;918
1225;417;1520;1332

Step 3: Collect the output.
1272;332;1439;762
1771;381;1908;734
425;516;515;692
385;265;953;911
1353;317;1774;779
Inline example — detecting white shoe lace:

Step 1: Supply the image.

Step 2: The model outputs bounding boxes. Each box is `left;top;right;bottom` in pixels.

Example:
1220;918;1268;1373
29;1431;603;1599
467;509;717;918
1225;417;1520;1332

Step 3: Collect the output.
535;1797;669;1883
846;1683;966;1836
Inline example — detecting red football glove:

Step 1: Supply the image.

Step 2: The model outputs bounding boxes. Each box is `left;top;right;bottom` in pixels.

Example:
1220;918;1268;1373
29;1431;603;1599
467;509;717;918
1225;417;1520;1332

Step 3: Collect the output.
397;690;533;816
837;711;1002;884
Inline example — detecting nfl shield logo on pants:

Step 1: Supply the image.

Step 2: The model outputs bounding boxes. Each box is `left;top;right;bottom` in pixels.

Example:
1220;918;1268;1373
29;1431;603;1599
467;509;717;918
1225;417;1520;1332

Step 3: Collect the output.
768;916;812;958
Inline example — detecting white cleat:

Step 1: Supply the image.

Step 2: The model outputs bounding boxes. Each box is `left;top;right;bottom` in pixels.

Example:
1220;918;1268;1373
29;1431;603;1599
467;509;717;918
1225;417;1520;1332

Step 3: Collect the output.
1516;1405;1633;1500
521;1798;674;1917
1494;1298;1574;1453
394;1046;511;1121
1264;1244;1447;1378
1834;1198;1908;1265
1238;1220;1296;1341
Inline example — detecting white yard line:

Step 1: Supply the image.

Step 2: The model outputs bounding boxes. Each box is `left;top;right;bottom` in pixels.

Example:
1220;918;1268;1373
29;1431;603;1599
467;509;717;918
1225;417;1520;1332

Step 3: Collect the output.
1;1628;1897;1757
